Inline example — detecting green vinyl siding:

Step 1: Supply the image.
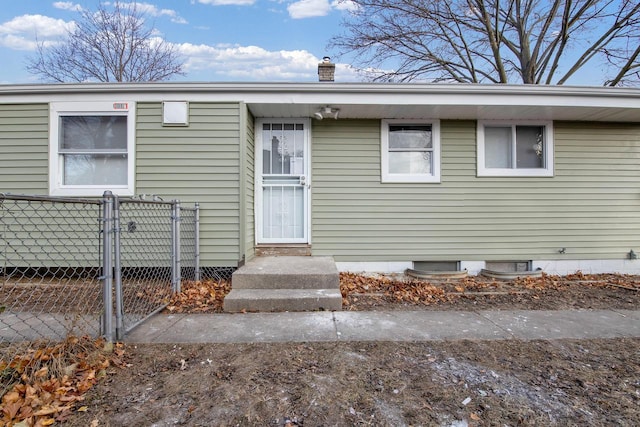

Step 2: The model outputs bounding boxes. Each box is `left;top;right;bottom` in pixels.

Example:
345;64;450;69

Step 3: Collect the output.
0;104;102;268
0;104;49;194
136;102;241;267
243;107;255;262
312;120;640;261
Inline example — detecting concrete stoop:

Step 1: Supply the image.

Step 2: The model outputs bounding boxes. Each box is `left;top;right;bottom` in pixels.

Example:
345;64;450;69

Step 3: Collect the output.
224;256;342;312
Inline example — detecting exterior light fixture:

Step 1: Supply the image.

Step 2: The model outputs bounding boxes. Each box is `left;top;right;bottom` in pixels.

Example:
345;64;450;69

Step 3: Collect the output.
313;106;339;120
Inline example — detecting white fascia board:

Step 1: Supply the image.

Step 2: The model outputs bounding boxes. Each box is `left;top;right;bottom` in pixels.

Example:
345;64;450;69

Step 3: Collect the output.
1;81;639;102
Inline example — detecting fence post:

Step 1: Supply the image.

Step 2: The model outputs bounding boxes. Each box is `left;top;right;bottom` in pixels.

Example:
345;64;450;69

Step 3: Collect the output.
113;195;124;341
194;203;201;282
101;191;114;344
171;200;181;293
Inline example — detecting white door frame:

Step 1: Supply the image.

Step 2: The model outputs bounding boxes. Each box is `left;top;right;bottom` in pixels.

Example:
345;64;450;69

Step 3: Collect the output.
255;118;311;244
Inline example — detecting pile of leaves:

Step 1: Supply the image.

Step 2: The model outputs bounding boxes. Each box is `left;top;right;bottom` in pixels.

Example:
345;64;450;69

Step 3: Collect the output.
340;272;453;307
339;271;640;309
164;280;231;314
1;336;125;426
452;274;567;292
562;271;640;291
161;272;639;313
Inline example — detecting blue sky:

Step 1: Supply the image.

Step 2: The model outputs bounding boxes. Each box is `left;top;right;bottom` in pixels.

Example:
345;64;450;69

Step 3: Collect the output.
0;0;360;84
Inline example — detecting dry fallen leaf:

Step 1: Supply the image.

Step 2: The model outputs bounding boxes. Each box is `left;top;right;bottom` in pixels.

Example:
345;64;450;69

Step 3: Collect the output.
1;336;126;426
164;280;231;313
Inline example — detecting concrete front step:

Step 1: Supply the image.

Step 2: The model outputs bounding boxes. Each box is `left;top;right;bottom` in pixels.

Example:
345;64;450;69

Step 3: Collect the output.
231;256;339;290
223;288;343;313
225;256;342;312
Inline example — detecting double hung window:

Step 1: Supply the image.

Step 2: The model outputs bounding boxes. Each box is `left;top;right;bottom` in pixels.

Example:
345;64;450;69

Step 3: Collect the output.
381;120;441;183
50;102;135;196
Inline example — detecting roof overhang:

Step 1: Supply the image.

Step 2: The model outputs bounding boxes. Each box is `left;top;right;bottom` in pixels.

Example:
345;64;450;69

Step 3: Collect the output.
1;82;639;122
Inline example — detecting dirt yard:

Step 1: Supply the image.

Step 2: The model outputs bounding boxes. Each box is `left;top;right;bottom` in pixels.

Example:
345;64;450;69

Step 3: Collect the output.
23;273;640;426
67;339;640;426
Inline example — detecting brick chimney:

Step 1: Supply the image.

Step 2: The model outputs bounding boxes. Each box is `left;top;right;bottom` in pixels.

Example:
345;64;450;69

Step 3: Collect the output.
318;57;335;82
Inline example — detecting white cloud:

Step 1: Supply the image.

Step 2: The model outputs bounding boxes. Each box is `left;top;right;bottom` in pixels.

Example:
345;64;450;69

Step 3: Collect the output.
0;15;73;50
176;43;314;79
287;0;358;19
173;41;359;81
197;0;257;5
171;16;189;24
287;0;331;19
109;2;188;24
53;2;83;12
335;63;360;81
331;0;359;12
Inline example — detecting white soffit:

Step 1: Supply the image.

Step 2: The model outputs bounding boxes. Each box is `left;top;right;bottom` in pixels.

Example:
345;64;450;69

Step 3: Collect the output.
246;104;639;121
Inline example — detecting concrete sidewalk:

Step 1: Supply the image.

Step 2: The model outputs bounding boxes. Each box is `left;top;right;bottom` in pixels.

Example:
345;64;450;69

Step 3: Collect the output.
124;309;640;343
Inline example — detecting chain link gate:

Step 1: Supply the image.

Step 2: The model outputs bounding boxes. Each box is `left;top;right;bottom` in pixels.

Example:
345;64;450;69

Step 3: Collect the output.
102;192;200;340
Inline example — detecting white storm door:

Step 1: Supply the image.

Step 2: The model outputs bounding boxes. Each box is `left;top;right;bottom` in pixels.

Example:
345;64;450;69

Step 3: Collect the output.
257;120;310;244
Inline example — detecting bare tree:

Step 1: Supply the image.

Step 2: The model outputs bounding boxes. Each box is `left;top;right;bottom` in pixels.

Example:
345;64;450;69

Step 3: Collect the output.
331;0;640;86
27;1;184;82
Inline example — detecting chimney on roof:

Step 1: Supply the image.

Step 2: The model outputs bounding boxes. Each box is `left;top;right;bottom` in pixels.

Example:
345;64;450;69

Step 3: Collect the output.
318;56;335;82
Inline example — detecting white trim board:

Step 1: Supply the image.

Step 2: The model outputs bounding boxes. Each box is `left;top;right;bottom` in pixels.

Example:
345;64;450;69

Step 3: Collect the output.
336;260;640;275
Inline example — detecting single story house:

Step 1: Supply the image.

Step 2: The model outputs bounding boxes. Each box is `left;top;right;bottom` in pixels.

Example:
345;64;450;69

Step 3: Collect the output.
1;74;640;276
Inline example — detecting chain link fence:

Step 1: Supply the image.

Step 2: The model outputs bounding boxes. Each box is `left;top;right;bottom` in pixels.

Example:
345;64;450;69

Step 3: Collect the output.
0;195;104;342
112;196;200;339
1;192;200;396
201;266;234;282
179;205;201;282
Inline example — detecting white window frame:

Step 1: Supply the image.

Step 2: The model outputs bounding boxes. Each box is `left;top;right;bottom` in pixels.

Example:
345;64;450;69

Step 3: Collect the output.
477;120;554;177
49;101;136;196
381;119;441;183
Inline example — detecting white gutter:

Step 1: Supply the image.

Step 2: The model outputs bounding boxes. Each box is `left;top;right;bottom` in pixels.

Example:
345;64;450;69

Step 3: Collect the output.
1;81;639;98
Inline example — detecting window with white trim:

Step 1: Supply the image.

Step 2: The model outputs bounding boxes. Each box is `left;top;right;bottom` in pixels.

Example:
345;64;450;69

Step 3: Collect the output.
49;101;135;196
477;121;554;177
381;120;441;183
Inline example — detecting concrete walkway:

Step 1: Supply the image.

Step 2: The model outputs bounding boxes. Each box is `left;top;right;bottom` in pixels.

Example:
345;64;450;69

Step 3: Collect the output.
124;309;640;343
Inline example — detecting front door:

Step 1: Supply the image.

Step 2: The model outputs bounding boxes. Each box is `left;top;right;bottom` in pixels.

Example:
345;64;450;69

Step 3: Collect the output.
256;119;310;244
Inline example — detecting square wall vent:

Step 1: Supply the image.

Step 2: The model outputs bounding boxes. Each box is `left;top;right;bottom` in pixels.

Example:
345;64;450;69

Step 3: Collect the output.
413;261;460;272
485;261;531;272
162;101;189;126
